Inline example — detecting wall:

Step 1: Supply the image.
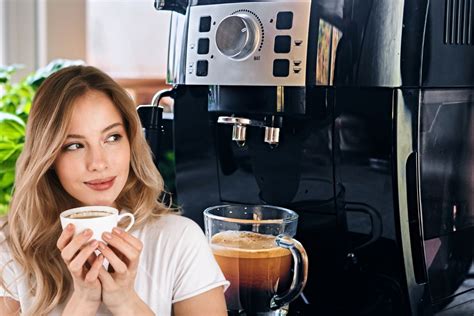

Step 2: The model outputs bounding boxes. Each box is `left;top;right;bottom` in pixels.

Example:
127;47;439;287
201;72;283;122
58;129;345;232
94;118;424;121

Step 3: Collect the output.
3;0;37;80
0;0;5;66
86;0;170;79
38;0;86;66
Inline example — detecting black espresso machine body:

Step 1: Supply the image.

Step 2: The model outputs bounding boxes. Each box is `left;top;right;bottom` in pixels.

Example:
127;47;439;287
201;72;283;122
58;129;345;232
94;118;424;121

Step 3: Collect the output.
146;0;474;315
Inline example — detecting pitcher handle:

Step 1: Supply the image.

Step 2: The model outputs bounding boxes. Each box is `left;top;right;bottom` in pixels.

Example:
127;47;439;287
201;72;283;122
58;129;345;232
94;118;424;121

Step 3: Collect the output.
270;234;308;310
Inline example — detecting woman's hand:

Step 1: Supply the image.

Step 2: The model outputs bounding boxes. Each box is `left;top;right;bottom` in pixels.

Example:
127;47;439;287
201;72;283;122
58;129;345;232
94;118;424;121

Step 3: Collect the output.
57;224;104;315
98;228;153;316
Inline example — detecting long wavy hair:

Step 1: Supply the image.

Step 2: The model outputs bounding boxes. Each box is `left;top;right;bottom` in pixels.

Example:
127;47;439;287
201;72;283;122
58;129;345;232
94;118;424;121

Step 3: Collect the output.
0;65;172;315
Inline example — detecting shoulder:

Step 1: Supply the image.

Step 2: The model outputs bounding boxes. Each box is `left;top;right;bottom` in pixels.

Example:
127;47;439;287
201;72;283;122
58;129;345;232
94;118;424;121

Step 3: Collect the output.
148;214;202;233
153;214;200;229
134;214;205;245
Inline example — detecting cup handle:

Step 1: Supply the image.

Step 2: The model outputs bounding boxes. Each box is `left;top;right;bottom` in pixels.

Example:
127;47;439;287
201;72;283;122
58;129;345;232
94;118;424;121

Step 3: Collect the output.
117;213;135;232
270;234;308;310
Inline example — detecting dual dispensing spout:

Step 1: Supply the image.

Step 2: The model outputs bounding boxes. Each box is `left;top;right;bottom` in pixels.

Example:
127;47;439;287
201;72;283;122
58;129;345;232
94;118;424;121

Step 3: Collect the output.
217;115;283;147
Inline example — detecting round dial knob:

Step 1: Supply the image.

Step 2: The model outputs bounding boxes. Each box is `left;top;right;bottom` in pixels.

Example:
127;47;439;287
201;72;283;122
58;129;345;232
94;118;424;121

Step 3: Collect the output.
215;14;260;60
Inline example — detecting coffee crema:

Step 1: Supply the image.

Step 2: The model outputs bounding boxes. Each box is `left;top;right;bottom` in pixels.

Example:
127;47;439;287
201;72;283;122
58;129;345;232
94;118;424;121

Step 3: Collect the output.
211;231;292;313
66;211;112;219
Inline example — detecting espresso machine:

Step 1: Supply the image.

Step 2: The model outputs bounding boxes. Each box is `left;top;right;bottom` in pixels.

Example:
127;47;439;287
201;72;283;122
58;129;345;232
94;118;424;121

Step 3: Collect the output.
144;0;474;314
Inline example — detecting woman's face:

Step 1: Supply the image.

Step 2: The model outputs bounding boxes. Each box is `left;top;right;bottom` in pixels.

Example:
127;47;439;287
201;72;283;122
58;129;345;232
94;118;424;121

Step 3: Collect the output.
54;90;131;207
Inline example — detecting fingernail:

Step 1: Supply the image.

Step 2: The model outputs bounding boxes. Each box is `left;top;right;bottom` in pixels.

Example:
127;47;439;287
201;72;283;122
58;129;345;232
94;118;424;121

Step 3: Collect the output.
98;242;106;250
103;232;112;240
66;224;74;231
112;227;123;234
90;240;98;247
83;229;92;236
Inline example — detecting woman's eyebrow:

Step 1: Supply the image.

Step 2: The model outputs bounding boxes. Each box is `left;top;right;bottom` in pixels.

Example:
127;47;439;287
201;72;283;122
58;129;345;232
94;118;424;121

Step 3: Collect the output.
66;122;123;139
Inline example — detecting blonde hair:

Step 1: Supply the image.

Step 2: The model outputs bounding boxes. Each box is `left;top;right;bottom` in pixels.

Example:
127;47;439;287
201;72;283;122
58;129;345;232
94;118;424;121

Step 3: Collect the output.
0;65;172;315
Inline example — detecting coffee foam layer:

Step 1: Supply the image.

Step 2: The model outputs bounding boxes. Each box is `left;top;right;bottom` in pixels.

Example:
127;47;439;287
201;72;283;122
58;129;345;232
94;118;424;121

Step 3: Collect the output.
67;211;112;219
211;231;291;258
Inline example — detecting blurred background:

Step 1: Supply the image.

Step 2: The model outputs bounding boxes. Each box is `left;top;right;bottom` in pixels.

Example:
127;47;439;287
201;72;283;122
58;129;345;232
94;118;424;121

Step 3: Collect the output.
0;0;175;214
1;0;171;102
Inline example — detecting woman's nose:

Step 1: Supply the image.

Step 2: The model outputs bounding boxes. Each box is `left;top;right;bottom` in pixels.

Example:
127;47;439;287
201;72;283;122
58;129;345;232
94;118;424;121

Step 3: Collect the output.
86;146;108;172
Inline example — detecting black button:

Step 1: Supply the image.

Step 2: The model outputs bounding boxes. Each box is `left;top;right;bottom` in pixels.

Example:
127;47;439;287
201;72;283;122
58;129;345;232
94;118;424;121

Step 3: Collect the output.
274;35;291;53
196;60;208;76
273;59;290;77
276;11;293;30
197;38;210;54
199;16;212;32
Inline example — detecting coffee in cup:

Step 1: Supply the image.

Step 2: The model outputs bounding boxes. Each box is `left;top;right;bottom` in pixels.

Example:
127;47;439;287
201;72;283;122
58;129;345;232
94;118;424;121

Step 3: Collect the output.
65;210;113;219
60;206;135;242
211;231;292;313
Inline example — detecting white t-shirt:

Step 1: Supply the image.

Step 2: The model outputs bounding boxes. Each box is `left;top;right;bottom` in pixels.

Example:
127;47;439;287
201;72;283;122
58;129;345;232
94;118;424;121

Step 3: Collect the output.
0;214;229;315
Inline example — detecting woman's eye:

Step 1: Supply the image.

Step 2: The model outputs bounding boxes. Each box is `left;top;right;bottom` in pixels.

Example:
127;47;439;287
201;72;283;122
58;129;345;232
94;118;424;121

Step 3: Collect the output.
64;143;82;151
106;134;122;143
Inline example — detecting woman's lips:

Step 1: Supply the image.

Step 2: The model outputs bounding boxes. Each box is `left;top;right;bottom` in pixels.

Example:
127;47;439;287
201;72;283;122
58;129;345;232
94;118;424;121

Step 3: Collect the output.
84;177;116;191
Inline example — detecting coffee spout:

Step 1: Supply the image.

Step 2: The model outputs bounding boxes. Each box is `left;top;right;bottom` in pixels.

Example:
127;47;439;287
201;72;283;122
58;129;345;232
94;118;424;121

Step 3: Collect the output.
217;116;264;146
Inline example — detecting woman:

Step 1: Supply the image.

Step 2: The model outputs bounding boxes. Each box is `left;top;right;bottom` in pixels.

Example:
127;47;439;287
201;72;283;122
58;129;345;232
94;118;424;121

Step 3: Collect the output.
0;66;228;316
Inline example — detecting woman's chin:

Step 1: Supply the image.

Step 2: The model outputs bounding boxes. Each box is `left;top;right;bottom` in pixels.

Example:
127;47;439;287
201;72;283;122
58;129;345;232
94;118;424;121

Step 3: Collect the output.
80;199;117;207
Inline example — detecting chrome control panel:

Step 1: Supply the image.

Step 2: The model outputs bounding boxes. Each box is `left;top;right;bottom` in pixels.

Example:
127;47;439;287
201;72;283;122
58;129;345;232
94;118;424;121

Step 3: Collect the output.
184;1;311;86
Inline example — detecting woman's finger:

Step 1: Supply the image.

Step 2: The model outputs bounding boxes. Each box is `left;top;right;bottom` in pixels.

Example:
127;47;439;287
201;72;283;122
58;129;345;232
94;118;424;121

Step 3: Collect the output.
60;229;93;262
85;252;97;269
85;254;104;283
102;232;140;268
98;265;116;290
68;240;99;277
56;224;75;251
98;242;128;275
112;228;143;252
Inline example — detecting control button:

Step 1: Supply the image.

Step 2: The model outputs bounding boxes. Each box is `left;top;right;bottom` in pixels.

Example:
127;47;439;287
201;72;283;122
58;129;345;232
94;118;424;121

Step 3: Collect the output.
276;11;293;30
274;35;291;54
196;60;208;76
293;60;302;66
273;59;290;77
197;38;210;54
294;39;303;46
293;67;302;73
199;16;212;32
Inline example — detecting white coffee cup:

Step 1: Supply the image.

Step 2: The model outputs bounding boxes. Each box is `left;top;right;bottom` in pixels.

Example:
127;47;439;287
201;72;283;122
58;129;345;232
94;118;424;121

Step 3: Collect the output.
60;206;135;242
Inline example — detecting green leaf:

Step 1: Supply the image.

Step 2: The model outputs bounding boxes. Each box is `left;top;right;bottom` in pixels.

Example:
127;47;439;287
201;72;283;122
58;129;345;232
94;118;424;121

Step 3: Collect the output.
0;171;14;188
0;142;23;163
0;112;26;140
0;203;9;216
0;157;17;173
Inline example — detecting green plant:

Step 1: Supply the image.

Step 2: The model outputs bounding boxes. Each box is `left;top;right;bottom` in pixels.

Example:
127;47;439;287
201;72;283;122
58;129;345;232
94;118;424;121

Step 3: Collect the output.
0;59;83;215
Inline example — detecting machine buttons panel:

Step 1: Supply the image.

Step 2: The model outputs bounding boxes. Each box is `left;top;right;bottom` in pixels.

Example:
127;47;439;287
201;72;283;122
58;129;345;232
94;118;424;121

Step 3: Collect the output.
273;59;290;77
197;38;210;54
184;2;311;86
196;60;208;76
276;11;293;30
274;35;292;53
199;16;212;32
